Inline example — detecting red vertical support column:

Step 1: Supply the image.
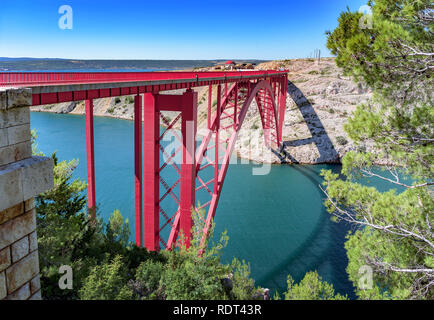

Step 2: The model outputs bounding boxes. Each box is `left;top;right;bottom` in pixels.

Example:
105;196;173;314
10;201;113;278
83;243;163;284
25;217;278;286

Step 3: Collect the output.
278;76;287;144
134;94;143;247
143;93;160;251
208;84;212;130
179;89;198;248
264;88;270;147
85;99;96;221
214;85;221;195
233;83;238;129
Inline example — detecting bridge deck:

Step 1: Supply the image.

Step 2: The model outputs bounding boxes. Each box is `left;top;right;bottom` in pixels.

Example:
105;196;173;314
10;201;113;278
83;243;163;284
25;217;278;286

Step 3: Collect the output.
0;71;287;106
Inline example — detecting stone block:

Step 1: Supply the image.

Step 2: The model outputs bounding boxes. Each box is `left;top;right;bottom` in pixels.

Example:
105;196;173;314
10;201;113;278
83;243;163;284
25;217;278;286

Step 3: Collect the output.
0;209;36;250
0;156;54;212
6;282;31;300
30;274;40;294
0;271;6;299
5;250;39;293
24;197;35;212
7;124;30;145
11;236;29;263
0;247;11;272
7;88;32;110
0;202;24;225
0;129;8;148
29;289;41;300
0;140;32;167
0;90;6;111
0;164;24;212
22;156;54;200
29;231;38;252
0;108;30;129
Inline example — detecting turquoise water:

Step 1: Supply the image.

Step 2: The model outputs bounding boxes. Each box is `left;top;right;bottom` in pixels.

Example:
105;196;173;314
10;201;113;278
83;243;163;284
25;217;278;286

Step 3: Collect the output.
31;112;356;298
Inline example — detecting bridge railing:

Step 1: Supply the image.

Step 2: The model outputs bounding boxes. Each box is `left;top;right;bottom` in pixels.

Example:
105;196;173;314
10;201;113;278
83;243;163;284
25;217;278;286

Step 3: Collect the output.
0;70;287;87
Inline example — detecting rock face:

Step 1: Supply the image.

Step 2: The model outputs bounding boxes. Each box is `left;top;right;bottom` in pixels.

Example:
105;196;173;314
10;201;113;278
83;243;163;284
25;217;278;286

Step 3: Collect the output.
30;58;373;164
233;58;372;164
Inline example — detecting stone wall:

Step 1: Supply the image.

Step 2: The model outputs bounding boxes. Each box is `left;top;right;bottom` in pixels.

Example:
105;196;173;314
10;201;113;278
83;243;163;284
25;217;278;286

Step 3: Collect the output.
0;87;54;300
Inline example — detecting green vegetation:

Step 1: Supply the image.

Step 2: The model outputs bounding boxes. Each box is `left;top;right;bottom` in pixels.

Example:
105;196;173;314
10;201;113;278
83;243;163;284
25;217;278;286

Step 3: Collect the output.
320;66;332;76
125;96;134;104
283;272;347;300
324;0;433;299
35;148;262;300
293;78;308;84
114;97;121;104
336;136;348;146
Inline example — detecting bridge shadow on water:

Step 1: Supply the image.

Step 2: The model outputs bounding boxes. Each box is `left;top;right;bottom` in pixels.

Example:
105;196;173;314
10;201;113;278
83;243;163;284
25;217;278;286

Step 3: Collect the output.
264;82;355;298
257;164;356;299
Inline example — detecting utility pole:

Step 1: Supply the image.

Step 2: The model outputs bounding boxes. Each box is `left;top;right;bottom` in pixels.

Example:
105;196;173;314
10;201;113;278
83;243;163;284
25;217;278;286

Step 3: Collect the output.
313;49;321;65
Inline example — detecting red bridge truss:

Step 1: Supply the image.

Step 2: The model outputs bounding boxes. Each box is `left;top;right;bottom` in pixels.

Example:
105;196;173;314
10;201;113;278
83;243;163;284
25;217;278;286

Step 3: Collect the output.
1;70;288;251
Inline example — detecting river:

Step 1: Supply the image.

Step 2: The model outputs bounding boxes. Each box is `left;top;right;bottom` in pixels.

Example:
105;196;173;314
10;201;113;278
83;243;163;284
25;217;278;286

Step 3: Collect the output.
31;111;360;298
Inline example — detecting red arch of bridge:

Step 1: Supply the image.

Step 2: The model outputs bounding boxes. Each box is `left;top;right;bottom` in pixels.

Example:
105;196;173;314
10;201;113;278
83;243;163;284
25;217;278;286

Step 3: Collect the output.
157;79;287;250
195;79;282;249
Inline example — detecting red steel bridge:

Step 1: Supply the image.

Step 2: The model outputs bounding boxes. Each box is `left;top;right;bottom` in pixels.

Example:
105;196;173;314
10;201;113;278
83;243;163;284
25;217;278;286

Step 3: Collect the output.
0;70;288;250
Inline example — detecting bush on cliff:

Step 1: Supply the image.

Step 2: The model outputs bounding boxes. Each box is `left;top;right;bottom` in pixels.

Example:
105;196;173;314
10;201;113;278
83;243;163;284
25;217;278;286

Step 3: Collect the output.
78;213;264;300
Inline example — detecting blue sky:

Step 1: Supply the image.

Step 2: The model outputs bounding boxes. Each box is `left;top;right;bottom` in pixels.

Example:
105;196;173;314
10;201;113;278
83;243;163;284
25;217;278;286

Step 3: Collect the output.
0;0;367;60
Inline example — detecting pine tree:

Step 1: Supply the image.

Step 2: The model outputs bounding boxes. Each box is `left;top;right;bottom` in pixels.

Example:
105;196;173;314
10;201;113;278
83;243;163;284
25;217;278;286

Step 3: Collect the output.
324;0;433;299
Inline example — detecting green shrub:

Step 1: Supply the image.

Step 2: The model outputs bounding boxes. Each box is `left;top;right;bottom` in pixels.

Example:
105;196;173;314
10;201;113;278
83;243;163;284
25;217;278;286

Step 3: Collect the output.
336;136;348;146
284;271;347;300
79;255;133;300
125;96;134;104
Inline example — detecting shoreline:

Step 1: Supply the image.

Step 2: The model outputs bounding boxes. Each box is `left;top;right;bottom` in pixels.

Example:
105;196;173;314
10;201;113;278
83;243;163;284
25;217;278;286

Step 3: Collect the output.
31;105;395;167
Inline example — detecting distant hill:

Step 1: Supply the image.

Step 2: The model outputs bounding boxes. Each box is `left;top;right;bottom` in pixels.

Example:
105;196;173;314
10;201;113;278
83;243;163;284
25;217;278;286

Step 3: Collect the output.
0;58;267;71
0;57;66;61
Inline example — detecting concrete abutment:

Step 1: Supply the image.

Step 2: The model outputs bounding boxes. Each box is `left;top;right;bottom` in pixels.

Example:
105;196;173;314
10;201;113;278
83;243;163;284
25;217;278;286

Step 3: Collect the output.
0;87;53;300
